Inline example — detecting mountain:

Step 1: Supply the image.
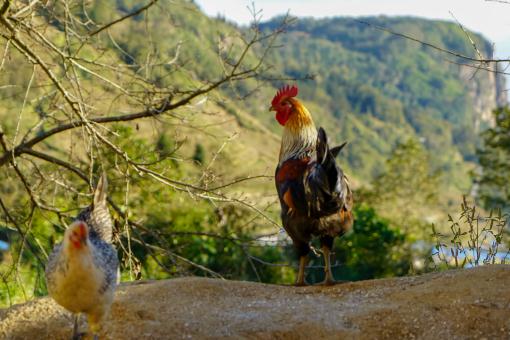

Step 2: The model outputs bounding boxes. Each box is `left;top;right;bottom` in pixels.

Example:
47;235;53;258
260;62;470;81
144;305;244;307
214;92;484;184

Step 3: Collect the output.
0;1;504;192
121;1;505;191
257;16;506;189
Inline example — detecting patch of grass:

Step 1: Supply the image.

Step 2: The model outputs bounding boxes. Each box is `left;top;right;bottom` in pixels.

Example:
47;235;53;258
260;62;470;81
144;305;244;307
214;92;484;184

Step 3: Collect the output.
431;196;509;269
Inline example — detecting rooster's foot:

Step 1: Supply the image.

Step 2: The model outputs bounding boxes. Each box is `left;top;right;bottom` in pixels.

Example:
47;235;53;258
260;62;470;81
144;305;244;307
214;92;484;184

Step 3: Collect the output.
319;278;350;286
294;279;309;287
319;277;336;286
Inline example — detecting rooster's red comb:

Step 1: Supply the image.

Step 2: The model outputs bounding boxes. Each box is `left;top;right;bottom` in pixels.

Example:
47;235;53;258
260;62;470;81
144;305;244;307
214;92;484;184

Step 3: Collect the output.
271;85;298;107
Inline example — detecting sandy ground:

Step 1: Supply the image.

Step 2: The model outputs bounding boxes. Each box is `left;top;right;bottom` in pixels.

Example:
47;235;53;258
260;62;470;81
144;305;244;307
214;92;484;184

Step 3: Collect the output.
1;265;509;339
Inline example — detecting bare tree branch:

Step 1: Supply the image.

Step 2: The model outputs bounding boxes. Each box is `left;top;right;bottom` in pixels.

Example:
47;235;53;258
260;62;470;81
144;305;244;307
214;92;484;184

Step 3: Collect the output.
88;0;159;38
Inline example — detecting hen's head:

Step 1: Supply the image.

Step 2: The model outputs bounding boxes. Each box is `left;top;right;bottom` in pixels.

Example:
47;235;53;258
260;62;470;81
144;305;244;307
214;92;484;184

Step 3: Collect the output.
65;221;89;250
269;85;299;126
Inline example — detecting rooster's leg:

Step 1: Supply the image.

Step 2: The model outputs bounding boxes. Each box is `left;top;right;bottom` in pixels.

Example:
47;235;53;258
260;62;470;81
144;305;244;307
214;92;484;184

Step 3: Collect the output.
319;236;335;286
321;246;335;286
295;255;309;286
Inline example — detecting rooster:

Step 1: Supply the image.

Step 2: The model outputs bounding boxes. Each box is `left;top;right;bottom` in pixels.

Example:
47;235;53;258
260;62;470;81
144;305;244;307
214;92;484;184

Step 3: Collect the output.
270;85;353;285
46;174;118;339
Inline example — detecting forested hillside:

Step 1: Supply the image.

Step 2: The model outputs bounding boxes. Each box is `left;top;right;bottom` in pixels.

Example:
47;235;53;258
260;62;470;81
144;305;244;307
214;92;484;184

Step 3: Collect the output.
258;16;506;187
57;1;506;192
87;2;509;190
0;0;507;307
0;1;505;189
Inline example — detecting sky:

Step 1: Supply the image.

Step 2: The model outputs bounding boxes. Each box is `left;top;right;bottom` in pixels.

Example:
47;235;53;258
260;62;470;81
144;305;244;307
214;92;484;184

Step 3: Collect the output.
195;0;510;58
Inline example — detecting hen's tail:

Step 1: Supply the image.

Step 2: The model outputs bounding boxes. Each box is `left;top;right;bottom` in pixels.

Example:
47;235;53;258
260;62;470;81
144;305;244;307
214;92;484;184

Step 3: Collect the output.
75;173;114;243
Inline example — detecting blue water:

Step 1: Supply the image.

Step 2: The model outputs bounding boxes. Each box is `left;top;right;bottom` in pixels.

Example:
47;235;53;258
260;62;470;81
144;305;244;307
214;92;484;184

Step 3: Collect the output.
0;240;8;251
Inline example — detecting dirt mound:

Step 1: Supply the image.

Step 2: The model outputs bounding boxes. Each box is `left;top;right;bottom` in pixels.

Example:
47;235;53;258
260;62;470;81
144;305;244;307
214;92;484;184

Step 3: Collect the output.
1;265;509;339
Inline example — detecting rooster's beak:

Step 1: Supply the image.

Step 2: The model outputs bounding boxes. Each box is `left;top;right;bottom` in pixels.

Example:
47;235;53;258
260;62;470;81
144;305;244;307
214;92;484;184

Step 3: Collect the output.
269;106;275;112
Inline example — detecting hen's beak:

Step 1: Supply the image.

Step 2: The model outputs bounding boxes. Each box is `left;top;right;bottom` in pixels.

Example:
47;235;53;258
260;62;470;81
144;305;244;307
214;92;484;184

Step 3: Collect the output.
269;106;275;112
68;221;88;249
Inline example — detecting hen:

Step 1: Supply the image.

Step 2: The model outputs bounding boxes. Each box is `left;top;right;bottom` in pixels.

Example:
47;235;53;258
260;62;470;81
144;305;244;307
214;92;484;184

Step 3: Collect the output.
45;174;118;339
271;85;353;285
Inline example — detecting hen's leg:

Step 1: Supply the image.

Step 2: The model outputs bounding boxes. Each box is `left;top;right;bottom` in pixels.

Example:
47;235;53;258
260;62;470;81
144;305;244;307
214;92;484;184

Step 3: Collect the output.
71;314;86;340
320;236;335;285
87;309;105;340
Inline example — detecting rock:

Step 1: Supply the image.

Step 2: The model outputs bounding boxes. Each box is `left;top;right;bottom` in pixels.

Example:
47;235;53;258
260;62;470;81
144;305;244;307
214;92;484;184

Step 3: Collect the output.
1;265;509;339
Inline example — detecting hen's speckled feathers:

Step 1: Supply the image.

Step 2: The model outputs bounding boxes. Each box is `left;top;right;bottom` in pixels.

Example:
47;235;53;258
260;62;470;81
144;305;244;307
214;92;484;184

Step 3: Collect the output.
75;173;114;243
45;174;118;338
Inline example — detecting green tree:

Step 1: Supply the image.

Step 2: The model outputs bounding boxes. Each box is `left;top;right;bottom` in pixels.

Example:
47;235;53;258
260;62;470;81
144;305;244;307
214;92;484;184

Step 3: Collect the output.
335;205;411;281
302;204;412;283
476;107;510;210
368;139;441;220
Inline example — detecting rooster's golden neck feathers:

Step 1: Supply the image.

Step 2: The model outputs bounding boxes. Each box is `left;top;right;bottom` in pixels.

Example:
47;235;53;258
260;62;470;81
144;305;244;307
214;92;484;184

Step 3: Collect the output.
279;98;317;164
